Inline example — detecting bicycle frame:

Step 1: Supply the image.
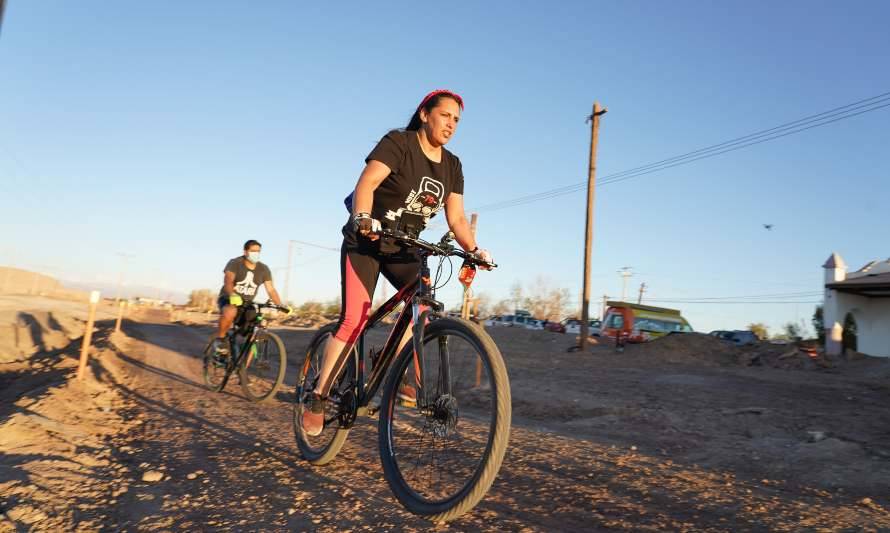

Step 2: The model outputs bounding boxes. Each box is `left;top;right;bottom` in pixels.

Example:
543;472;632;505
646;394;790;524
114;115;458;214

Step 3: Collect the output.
226;305;268;372
333;251;445;418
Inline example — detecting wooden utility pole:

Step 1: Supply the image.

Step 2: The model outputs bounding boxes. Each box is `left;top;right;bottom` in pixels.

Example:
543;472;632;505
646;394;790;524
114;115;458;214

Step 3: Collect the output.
114;300;125;333
77;291;100;381
579;102;607;351
285;240;295;305
618;267;633;301
114;252;134;304
637;282;647;304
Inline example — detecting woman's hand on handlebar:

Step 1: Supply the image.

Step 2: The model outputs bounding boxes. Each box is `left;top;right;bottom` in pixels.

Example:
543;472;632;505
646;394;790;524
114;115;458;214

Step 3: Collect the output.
353;212;382;241
473;248;494;270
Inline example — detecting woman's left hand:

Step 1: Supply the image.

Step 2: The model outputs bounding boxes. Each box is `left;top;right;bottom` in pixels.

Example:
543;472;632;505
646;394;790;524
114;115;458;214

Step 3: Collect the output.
474;248;494;270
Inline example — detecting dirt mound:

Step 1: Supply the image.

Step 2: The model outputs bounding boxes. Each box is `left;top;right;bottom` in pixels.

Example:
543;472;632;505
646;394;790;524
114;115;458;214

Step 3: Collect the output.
1;323;141;531
625;334;838;370
0;311;84;363
631;333;742;366
738;343;828;370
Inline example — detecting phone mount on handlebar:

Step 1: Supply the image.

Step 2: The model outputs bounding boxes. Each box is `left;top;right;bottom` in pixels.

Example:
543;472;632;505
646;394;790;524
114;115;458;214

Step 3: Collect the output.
396;211;426;240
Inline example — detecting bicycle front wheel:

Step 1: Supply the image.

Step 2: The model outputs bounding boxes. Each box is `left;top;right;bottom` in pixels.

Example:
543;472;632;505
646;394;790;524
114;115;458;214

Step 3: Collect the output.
378;317;511;523
203;334;229;392
239;330;287;403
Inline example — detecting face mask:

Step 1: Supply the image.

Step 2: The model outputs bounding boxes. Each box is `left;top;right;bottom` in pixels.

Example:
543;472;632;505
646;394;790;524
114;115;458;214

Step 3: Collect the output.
247;252;260;263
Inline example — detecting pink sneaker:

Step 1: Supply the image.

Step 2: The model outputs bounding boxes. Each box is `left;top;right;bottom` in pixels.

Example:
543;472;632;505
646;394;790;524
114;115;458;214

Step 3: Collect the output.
302;394;325;436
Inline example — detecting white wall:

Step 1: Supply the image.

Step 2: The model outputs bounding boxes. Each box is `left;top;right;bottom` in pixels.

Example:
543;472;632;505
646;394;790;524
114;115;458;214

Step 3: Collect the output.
833;292;890;358
853;298;890;358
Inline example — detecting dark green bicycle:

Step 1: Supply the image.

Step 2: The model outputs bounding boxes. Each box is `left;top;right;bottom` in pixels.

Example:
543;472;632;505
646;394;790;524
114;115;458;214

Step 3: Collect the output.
202;302;288;403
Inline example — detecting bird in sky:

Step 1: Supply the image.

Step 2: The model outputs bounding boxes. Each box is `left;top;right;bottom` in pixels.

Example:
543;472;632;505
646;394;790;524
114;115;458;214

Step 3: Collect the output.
763;224;774;231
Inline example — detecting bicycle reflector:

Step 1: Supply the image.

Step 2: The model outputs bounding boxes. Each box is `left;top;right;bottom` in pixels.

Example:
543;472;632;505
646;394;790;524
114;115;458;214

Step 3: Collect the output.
458;260;477;287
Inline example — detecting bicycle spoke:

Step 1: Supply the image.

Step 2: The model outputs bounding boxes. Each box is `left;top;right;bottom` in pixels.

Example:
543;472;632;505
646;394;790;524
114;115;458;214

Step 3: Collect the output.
241;333;284;400
388;329;498;504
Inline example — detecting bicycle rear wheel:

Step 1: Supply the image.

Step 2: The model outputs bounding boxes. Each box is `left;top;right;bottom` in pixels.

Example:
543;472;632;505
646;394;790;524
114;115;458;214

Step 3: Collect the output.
378;317;511;522
203;334;230;392
239;330;287;403
293;323;356;465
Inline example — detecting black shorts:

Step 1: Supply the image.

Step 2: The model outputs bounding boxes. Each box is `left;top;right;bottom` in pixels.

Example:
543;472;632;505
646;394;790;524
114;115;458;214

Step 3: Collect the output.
334;222;421;343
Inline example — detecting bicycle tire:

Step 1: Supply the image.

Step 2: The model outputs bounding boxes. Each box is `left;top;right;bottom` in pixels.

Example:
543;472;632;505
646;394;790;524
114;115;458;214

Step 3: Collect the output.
378;317;511;522
203;334;230;392
239;330;287;403
293;323;355;465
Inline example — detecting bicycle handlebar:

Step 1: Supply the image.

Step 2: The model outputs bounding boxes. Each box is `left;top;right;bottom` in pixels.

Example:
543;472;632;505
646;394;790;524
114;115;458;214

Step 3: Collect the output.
247;302;290;312
378;228;498;269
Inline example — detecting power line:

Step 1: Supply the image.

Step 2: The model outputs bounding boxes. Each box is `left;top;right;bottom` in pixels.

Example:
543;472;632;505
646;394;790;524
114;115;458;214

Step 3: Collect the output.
289;239;340;252
643;300;822;305
644;290;822;302
475;96;890;211
595;91;890;184
471;92;890;212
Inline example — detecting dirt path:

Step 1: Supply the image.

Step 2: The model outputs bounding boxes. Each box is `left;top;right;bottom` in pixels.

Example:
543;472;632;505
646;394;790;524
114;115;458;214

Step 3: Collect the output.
67;313;884;531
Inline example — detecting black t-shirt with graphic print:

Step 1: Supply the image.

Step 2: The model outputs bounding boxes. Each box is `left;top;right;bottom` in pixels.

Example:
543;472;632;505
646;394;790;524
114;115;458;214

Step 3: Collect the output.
218;256;272;303
362;129;464;231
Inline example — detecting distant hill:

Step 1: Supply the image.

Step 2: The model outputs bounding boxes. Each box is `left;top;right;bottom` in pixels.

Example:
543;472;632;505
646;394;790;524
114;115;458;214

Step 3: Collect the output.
61;279;189;305
0;265;189;304
0;266;87;301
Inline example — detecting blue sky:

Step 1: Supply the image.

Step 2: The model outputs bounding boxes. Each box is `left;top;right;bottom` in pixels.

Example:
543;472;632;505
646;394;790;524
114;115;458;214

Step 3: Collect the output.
2;1;889;335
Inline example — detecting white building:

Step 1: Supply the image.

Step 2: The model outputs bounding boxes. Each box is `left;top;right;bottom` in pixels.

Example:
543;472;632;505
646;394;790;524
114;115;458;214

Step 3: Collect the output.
823;253;890;357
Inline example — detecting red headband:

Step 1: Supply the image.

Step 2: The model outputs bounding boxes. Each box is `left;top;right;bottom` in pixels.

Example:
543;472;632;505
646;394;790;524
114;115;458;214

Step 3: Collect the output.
417;89;464;111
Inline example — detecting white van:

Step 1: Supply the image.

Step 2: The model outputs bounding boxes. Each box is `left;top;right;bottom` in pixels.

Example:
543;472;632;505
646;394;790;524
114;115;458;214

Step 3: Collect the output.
486;313;534;328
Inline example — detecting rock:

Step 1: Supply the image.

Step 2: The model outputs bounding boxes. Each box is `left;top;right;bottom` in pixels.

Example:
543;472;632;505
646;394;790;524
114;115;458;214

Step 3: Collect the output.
187;473;198;480
722;407;769;415
288;508;296;516
778;349;799;360
142;470;164;482
807;430;828;443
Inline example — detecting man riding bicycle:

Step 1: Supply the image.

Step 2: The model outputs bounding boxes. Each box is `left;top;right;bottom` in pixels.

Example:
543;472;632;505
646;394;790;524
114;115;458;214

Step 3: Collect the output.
213;239;290;360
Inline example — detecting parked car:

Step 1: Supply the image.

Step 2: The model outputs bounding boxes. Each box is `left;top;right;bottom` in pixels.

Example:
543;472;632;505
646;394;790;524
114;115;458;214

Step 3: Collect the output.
545;320;566;333
710;329;759;346
485;313;535;328
525;319;545;331
564;319;601;336
485;315;506;327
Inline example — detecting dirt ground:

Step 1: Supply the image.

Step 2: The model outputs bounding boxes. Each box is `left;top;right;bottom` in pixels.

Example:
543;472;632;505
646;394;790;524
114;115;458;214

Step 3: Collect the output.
2;295;889;531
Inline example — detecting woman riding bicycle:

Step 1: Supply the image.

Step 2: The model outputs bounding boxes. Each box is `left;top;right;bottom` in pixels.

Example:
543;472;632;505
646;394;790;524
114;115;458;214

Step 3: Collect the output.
302;89;493;436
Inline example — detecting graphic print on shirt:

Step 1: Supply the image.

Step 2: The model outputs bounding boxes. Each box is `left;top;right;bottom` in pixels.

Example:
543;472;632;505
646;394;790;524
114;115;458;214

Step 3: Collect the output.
234;270;258;296
385;176;446;222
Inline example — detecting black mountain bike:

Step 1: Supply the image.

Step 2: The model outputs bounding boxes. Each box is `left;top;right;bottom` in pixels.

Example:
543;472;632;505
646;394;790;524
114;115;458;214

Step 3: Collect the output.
202;302;288;403
293;229;511;523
